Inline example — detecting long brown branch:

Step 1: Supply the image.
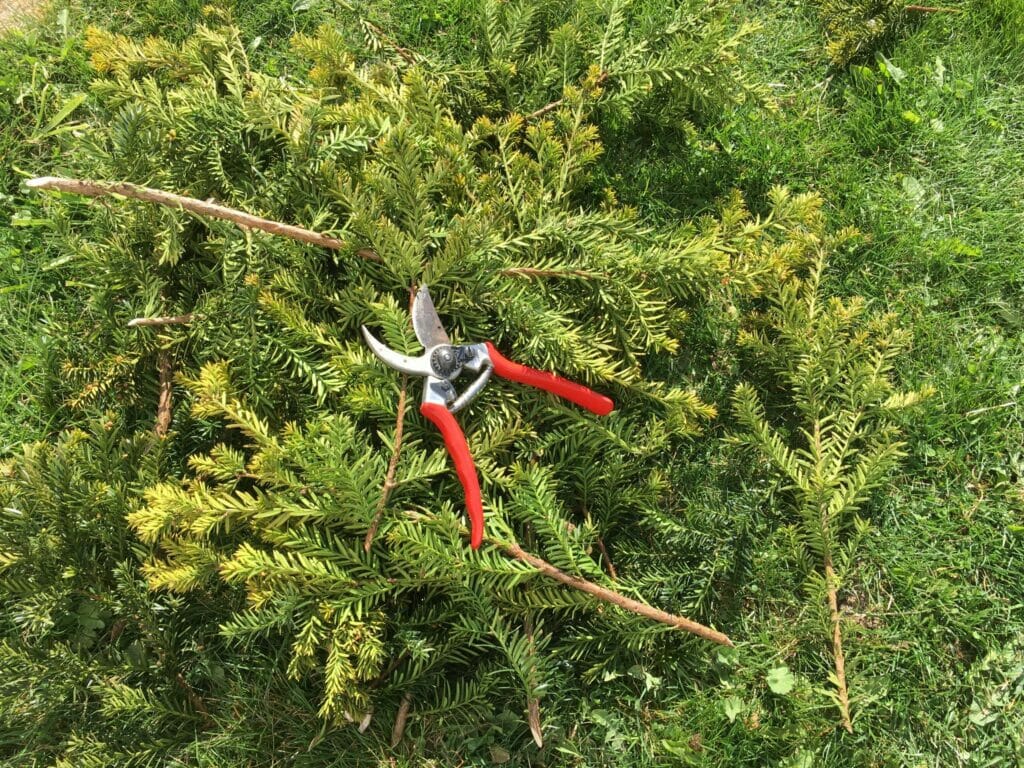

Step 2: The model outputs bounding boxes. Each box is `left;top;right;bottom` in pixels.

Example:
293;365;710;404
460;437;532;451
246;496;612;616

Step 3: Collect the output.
364;376;409;552
500;539;733;646
825;556;854;733
26;176;382;260
365;286;418;551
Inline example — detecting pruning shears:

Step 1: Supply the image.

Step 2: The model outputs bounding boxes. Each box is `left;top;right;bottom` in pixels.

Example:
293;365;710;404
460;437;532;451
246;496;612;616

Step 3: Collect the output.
362;286;614;549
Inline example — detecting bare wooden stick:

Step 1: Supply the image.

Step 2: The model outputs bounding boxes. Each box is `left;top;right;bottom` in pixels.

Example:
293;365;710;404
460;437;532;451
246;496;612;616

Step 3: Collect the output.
904;4;961;12
26;176;383;260
524;614;544;748
500;539;733;646
826;557;854;733
364;375;409;552
499;267;600;280
390;692;413;747
526;71;609;121
155;351;173;438
175;671;214;727
128;313;194;328
365;286;418;552
363;20;418;65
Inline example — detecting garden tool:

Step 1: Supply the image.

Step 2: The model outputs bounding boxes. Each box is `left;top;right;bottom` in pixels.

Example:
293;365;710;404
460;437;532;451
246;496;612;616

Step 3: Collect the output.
362;286;614;549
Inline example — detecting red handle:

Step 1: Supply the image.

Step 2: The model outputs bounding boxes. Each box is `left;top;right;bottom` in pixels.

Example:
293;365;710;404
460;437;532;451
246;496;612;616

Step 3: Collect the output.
420;402;484;549
485;342;614;416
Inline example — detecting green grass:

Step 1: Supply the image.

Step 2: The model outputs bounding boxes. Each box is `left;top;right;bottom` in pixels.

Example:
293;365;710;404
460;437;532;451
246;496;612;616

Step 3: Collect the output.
1;0;1022;765
594;1;1024;763
0;22;91;450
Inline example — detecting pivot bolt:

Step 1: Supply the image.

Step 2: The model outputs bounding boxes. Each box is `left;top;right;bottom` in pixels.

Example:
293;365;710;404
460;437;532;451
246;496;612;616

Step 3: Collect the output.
431;346;463;378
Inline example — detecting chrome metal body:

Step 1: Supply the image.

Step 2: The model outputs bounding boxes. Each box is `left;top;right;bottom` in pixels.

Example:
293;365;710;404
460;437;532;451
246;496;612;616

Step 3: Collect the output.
362;287;495;412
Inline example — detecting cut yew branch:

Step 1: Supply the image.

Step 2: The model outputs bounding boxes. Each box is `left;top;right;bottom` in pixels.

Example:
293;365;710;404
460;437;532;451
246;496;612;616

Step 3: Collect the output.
128;313;194;328
155;351;174;438
26;176;383;260
175;672;214;727
826;556;854;733
500;539;733;646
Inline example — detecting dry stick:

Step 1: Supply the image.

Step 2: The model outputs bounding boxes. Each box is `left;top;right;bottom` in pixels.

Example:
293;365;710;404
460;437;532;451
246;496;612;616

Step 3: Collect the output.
363;20;418;65
128;313;194;328
364;376;409;552
390;691;413;747
904;4;961;12
176;672;214;727
23;180;607;278
499;267;599;280
500;539;733;646
825;556;854;733
26;176;383;260
365;286;418;552
525;71;610;121
524;614;544;748
370;651;410;690
155;351;174;438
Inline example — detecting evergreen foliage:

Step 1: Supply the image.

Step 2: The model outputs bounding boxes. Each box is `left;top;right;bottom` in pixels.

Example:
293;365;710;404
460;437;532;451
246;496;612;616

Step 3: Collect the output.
730;235;932;729
0;8;828;759
813;0;912;67
0;421;233;764
0;0;973;762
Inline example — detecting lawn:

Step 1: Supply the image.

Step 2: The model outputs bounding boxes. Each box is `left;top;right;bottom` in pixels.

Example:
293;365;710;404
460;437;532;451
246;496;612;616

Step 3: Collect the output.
1;0;1021;765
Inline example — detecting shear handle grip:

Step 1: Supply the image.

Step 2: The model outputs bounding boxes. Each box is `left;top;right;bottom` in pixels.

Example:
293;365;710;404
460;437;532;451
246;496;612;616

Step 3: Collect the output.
420;403;484;549
485;342;614;416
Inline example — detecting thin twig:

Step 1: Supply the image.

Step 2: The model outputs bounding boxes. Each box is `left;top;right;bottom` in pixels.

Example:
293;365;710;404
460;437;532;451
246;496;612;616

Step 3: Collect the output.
499;267;600;280
128;313;194;328
155;351;173;438
500;539;733;646
826;556;854;733
370;651;410;689
965;401;1017;417
364;376;409;552
390;692;413;747
595;535;618;581
904;4;961;12
363;20;418;65
525;71;610;121
524;614;544;748
175;672;214;727
26;176;382;259
364;286;417;552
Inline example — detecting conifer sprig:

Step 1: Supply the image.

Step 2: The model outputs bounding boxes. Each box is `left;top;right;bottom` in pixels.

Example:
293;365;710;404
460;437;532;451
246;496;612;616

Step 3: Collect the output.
730;227;932;731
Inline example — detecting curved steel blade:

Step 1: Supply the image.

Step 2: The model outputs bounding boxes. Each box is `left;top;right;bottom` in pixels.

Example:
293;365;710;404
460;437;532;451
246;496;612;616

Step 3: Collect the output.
361;326;433;377
412;285;450;349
